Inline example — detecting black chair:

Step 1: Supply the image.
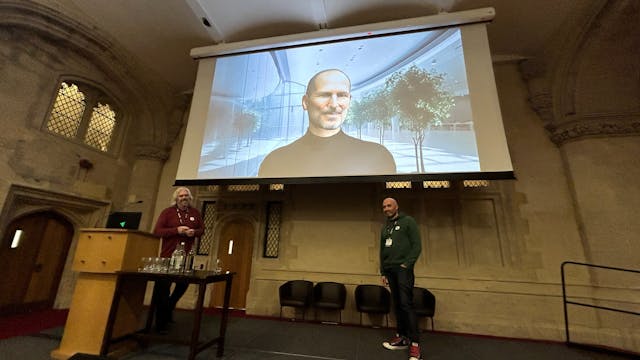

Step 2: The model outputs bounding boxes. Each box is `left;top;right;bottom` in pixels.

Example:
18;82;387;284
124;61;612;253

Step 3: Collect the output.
312;282;347;323
413;287;436;331
279;280;313;320
355;284;391;327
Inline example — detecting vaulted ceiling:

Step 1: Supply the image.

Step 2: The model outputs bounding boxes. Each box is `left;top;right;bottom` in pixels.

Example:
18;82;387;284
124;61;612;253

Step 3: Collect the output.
38;0;601;93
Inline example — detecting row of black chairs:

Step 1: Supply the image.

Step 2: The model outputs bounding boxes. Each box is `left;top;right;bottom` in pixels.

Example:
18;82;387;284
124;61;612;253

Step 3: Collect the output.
278;280;436;330
279;280;346;322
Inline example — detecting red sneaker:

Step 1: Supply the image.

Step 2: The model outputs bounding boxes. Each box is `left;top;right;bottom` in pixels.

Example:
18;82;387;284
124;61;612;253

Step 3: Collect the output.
382;335;409;350
409;342;422;360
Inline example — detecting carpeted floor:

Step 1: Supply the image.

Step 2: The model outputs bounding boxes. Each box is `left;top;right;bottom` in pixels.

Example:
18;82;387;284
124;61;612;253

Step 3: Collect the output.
0;309;636;360
0;309;68;340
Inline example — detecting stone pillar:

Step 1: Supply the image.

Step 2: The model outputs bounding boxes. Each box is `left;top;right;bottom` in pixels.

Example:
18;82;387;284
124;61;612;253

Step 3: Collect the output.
127;144;169;231
521;1;640;268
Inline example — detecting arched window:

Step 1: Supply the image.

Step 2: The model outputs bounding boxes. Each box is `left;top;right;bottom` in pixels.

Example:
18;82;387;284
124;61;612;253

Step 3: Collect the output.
45;81;121;153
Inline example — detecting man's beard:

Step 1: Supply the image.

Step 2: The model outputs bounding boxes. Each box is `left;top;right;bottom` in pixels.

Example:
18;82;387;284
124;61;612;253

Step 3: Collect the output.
315;112;344;130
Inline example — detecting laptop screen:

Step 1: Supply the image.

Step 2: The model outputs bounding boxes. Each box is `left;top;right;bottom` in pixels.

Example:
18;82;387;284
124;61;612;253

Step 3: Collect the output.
106;212;142;230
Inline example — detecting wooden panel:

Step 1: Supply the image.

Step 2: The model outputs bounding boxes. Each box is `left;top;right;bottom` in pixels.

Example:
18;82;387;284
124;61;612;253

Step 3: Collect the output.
122;232;161;271
52;230;159;360
51;273;146;359
72;230;159;273
53;273;116;357
0;216;46;310
23;217;73;304
211;219;254;309
0;212;73;314
73;232;127;273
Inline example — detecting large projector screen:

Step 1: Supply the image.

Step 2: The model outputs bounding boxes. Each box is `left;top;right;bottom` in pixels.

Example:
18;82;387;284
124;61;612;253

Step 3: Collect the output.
176;8;514;185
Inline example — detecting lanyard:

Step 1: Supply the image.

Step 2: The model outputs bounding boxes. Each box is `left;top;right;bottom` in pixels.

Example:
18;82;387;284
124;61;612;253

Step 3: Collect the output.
176;206;188;225
386;220;398;238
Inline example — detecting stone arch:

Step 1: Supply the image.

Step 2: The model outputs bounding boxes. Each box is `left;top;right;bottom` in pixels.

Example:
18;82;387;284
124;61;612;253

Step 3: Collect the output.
520;0;640;145
0;184;110;308
9;207;77;230
0;1;183;149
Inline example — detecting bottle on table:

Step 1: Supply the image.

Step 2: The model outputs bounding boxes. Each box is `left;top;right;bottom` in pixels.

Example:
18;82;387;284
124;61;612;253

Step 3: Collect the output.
170;241;186;273
184;246;196;273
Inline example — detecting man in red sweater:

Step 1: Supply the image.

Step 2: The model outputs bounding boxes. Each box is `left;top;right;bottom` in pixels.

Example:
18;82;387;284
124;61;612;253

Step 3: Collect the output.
152;187;204;333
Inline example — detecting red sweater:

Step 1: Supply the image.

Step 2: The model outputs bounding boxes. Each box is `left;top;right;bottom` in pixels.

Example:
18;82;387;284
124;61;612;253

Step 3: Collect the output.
153;205;204;257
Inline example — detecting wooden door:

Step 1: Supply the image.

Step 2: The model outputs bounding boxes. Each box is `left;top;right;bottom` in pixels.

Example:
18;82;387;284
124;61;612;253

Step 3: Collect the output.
0;212;73;314
210;218;254;309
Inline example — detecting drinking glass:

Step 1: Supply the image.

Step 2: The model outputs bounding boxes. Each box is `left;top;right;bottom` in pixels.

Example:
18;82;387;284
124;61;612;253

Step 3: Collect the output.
141;257;152;272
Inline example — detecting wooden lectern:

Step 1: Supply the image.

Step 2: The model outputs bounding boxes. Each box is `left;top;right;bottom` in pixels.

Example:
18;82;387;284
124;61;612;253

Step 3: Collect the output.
51;229;159;360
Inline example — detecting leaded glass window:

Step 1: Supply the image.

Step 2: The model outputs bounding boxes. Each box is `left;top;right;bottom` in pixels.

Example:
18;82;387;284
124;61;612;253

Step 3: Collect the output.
45;81;120;153
47;82;85;138
200;201;217;255
263;201;281;258
84;103;116;152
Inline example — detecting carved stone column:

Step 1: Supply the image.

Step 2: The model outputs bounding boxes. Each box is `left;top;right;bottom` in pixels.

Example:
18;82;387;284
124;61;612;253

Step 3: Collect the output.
520;0;640;268
127;144;170;231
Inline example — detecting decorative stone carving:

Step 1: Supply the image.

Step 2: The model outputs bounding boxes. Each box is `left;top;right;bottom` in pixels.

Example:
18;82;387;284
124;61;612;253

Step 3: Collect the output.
134;144;170;161
0;184;110;235
547;113;640;145
520;1;639;146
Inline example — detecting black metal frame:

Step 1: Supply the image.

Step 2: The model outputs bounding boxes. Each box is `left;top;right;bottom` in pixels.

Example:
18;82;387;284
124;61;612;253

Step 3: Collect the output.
561;261;639;355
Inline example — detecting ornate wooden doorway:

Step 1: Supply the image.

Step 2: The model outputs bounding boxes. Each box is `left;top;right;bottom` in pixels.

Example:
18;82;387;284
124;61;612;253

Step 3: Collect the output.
210;218;254;309
0;211;74;314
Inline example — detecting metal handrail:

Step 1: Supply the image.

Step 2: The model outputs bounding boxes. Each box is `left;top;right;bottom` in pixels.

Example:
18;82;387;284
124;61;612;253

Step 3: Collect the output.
561;261;640;348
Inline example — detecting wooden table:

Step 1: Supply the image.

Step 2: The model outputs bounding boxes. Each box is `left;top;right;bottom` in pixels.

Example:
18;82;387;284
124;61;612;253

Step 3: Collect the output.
100;270;234;359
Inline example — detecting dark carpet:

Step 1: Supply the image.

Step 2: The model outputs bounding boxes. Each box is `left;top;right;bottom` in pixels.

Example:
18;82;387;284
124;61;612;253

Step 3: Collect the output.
0;309;636;359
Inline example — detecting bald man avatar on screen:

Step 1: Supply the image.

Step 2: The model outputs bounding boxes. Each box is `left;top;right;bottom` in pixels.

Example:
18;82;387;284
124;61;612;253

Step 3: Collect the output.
258;69;396;178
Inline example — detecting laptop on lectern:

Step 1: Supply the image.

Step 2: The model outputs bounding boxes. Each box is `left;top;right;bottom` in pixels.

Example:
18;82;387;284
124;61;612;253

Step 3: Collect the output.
106;212;142;230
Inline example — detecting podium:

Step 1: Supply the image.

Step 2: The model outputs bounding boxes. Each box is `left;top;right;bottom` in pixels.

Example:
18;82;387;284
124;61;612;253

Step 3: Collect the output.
51;229;159;360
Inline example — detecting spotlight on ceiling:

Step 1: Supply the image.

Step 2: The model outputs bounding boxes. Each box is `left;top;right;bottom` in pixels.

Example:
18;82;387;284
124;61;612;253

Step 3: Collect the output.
186;0;224;42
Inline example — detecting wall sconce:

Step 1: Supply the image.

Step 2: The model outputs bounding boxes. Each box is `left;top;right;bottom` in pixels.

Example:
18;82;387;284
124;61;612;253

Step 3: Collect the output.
78;158;94;181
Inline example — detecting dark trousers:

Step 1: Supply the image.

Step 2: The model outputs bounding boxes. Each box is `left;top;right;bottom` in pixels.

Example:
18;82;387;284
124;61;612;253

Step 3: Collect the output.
385;266;419;343
152;279;189;329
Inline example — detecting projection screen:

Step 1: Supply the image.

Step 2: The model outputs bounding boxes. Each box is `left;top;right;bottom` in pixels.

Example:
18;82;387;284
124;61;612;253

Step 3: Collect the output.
176;7;514;185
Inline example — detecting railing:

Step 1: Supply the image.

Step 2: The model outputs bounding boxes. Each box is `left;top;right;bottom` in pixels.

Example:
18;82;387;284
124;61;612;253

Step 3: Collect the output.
561;261;640;354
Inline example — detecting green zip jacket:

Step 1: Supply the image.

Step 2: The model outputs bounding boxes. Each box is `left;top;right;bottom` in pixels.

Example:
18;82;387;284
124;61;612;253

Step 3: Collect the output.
379;212;421;273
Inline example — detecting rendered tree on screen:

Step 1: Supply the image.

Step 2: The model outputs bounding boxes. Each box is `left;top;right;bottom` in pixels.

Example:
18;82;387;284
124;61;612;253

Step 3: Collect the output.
345;97;367;139
234;110;259;148
385;65;454;172
361;89;394;144
346;89;393;143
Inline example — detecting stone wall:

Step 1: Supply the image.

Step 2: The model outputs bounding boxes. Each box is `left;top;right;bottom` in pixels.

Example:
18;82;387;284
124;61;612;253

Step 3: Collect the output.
1;0;637;353
0;1;182;308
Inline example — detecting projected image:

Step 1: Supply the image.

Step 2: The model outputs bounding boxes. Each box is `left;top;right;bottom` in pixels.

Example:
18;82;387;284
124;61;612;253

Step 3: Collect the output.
198;28;479;179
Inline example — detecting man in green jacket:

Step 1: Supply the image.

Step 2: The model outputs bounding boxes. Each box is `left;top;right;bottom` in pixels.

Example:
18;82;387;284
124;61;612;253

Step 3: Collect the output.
380;197;422;360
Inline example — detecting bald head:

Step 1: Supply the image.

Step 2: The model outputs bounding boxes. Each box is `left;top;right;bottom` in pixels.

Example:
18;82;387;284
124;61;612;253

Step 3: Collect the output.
302;69;352;137
382;197;399;219
305;69;351;96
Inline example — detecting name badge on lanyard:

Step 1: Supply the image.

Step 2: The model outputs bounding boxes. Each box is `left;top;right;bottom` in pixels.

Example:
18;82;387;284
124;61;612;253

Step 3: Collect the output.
385;220;398;247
